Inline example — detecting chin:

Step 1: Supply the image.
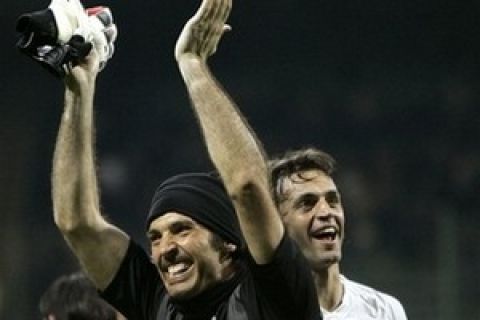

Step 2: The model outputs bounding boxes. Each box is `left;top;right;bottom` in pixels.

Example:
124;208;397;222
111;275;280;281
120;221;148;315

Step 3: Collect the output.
311;253;341;270
166;282;198;300
168;287;195;300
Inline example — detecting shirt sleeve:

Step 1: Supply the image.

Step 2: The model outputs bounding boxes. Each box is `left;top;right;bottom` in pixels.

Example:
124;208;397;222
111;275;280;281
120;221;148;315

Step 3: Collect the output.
100;240;165;320
246;233;322;320
386;295;408;320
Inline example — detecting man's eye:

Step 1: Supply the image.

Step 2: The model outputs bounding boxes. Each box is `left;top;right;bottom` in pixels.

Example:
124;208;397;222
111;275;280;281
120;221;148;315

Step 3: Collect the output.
179;226;190;233
172;224;192;235
325;192;340;206
149;233;162;243
299;196;317;211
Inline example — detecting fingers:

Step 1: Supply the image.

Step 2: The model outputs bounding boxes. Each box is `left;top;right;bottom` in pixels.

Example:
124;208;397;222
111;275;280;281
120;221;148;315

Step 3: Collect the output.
87;6;113;26
103;24;117;43
220;0;232;27
84;6;117;71
199;0;232;55
201;0;220;54
194;0;232;34
175;0;233;60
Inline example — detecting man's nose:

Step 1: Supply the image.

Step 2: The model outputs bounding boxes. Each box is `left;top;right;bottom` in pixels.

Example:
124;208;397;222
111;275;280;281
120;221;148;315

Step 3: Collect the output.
159;239;179;261
314;197;332;218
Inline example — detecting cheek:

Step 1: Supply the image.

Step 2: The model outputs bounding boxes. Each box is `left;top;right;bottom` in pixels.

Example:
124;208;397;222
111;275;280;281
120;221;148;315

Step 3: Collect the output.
337;211;345;227
284;215;309;238
150;248;160;263
335;215;345;239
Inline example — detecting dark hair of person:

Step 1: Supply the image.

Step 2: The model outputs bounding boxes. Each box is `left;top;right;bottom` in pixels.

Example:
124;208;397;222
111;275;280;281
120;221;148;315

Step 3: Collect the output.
39;272;117;320
269;147;336;206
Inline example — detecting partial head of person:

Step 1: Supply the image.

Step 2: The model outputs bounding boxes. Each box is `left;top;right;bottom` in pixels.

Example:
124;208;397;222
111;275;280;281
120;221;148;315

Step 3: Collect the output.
269;148;345;271
39;272;124;320
146;172;244;300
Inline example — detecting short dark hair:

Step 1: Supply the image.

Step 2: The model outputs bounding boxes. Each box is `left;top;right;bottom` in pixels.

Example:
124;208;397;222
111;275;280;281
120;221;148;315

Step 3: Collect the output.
39;272;118;320
269;147;336;206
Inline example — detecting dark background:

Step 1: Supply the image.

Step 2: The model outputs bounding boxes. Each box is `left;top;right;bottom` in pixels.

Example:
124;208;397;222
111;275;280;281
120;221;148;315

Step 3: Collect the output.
1;0;479;319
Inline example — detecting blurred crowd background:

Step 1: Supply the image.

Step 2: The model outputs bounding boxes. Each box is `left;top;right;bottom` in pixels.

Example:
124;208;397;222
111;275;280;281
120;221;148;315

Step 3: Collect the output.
1;0;479;319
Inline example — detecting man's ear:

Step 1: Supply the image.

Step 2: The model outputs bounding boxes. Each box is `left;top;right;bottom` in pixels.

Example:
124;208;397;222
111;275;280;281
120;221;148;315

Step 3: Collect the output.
220;242;237;262
224;243;237;254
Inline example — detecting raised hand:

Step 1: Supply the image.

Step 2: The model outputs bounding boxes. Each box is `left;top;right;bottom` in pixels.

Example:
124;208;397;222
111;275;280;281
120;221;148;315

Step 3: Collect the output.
66;6;117;87
175;0;232;62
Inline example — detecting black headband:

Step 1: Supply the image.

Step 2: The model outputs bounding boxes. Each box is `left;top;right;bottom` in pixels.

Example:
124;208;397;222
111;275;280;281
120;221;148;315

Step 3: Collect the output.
146;172;243;248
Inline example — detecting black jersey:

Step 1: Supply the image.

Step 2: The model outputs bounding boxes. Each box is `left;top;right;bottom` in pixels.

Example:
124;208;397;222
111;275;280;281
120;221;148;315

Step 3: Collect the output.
101;234;322;320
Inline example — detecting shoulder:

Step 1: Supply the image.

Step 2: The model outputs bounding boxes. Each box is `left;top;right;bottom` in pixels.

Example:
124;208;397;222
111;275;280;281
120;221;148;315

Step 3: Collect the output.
342;276;407;320
102;239;162;300
101;240;165;320
231;236;320;320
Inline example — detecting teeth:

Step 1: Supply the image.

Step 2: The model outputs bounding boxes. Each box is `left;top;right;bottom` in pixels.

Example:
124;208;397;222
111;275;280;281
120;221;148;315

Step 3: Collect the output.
319;227;336;235
311;226;338;240
168;263;188;275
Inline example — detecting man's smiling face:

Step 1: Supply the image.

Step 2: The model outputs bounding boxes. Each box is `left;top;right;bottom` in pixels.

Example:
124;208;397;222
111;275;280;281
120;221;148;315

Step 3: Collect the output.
148;212;228;299
279;169;345;271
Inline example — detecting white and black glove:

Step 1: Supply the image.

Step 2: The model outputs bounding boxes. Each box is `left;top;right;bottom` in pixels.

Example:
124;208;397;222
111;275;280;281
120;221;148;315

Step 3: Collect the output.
16;1;117;77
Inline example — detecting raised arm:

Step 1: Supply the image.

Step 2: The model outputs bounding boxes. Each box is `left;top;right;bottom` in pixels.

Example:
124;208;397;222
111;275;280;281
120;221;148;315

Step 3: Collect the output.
52;49;129;290
175;0;283;264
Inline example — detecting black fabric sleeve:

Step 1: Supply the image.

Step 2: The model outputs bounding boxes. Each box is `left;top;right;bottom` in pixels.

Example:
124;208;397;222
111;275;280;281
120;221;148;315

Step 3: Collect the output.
246;234;322;320
100;240;165;320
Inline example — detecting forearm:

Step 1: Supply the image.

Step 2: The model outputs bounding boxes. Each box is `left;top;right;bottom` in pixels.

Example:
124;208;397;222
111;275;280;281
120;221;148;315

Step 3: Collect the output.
178;56;284;262
178;57;267;186
52;79;102;232
52;78;130;289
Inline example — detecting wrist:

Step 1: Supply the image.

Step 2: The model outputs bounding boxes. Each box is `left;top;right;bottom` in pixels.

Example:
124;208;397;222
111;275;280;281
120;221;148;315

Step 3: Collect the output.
177;53;204;67
65;73;96;92
65;80;96;102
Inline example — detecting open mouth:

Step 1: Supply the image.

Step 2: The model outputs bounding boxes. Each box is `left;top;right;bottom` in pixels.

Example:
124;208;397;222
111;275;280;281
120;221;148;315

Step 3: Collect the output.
310;226;338;241
161;261;193;283
168;262;191;276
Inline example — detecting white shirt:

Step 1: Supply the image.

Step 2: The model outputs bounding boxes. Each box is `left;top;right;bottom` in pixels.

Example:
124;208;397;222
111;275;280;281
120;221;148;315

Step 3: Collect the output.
322;275;407;320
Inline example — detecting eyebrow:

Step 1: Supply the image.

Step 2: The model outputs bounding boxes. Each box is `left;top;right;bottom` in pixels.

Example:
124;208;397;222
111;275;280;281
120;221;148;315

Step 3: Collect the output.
292;189;339;206
325;190;341;199
170;220;195;230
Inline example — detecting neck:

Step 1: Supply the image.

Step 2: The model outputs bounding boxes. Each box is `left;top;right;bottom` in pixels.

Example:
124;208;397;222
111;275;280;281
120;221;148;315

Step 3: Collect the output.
312;263;343;312
172;261;246;317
